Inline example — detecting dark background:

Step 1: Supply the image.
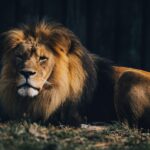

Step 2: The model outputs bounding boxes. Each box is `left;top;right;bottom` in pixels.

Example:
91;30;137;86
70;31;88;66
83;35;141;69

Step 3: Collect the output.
0;0;150;70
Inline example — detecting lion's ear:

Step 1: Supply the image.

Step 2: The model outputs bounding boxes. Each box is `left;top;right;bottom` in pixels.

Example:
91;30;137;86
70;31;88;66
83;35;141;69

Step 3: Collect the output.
0;30;24;66
2;29;24;51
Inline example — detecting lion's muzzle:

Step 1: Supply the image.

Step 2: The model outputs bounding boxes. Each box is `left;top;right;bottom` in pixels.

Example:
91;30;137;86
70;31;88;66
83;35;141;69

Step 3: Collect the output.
17;69;40;97
19;69;36;79
17;82;40;97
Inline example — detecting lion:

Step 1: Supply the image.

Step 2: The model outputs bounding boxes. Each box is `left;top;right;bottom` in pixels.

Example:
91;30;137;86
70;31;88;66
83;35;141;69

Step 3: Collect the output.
0;20;150;128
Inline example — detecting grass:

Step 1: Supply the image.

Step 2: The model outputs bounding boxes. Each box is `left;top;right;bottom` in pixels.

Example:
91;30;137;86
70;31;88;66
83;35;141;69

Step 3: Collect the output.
0;121;150;150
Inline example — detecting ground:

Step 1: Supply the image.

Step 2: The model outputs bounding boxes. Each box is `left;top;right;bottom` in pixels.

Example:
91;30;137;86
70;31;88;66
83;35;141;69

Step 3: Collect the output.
0;121;150;150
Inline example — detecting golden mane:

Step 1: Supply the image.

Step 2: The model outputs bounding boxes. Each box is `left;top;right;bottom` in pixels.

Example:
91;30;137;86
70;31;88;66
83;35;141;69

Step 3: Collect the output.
0;21;97;122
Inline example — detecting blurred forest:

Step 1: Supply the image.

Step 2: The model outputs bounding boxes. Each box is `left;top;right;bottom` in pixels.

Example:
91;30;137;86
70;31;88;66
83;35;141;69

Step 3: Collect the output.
0;0;150;69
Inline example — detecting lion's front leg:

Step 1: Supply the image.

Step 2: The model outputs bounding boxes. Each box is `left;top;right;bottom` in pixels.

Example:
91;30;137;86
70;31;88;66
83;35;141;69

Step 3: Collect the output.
48;101;86;127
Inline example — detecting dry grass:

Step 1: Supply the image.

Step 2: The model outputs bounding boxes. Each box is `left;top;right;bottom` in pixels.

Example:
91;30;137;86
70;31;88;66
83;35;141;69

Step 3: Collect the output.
0;121;150;150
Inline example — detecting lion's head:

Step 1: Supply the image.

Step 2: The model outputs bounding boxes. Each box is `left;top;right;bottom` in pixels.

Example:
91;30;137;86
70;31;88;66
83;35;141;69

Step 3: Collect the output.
8;36;55;97
0;21;96;121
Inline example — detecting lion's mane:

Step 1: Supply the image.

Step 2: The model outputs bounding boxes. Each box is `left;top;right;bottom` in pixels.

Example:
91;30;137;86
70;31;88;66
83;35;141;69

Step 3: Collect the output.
0;21;97;124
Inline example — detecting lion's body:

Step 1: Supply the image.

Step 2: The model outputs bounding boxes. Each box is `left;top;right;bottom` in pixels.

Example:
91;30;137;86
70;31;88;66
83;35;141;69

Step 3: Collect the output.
1;21;150;128
114;67;150;128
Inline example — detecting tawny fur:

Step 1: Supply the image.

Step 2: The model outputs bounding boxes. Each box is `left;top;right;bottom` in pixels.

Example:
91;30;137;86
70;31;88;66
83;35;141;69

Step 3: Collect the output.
0;21;95;122
1;21;150;129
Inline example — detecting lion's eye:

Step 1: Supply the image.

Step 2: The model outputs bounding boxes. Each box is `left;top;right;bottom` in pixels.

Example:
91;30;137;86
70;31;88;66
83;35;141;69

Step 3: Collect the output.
16;55;23;61
39;56;48;63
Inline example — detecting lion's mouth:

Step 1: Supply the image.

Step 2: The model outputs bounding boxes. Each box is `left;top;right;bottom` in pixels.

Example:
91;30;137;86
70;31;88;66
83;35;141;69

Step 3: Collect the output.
17;83;40;97
17;83;40;91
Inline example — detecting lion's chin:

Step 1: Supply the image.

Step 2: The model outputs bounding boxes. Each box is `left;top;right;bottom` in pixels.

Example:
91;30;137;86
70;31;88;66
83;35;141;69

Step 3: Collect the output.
17;87;39;98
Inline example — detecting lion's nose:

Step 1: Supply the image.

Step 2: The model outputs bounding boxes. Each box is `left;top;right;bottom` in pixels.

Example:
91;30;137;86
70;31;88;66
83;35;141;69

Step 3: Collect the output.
19;70;36;78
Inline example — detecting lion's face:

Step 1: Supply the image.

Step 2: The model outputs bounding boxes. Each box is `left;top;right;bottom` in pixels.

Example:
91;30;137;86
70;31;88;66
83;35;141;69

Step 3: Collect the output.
11;38;55;97
1;22;73;100
0;21;96;121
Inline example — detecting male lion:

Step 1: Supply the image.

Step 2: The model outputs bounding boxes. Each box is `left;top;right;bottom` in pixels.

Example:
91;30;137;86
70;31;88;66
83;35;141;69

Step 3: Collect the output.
0;21;150;128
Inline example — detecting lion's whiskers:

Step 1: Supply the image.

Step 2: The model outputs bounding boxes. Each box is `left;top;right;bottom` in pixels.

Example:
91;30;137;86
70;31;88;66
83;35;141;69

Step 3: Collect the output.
27;60;53;86
45;80;53;86
1;77;53;87
40;78;53;86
